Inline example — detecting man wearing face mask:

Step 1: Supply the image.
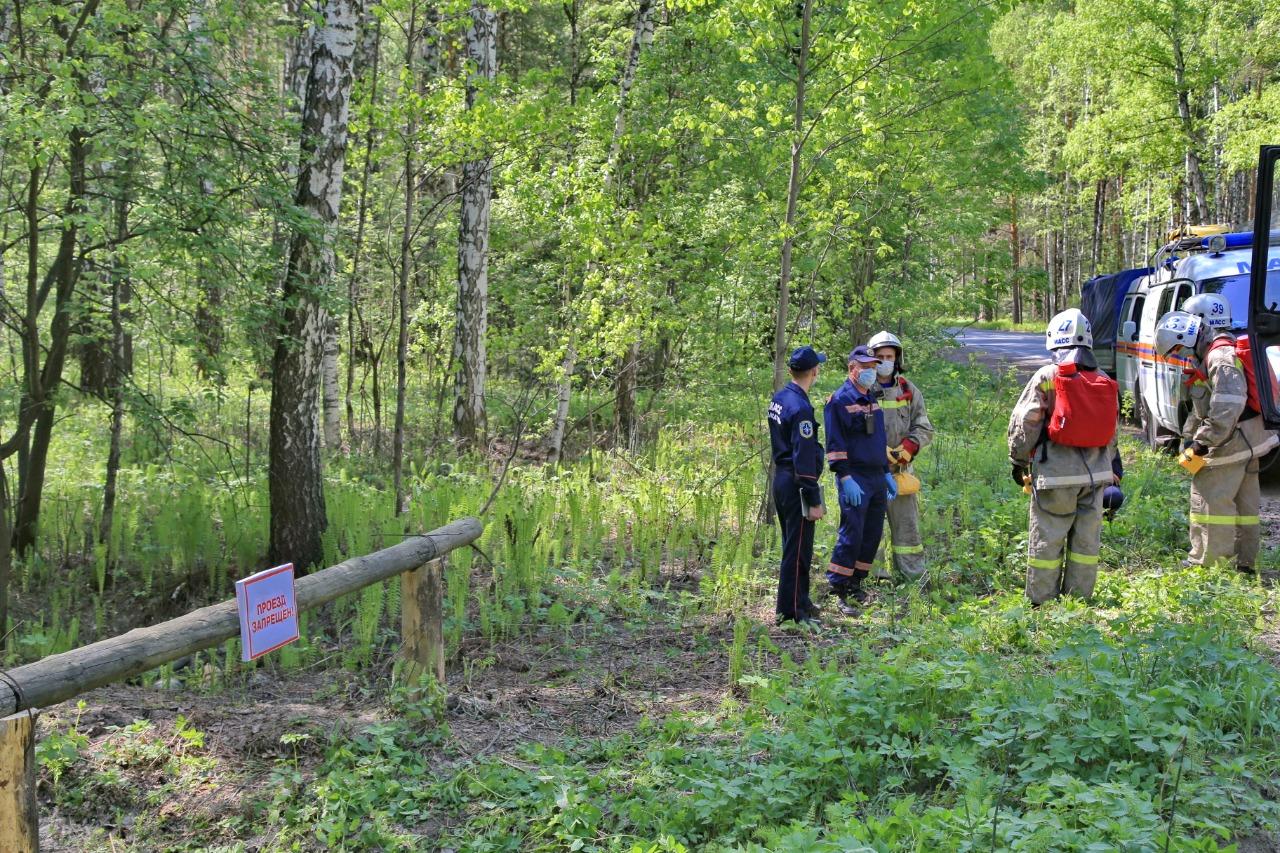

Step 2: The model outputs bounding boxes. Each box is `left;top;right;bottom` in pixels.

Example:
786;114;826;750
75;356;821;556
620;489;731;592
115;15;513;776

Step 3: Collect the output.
1154;304;1278;574
824;346;898;615
867;331;934;581
1008;309;1121;605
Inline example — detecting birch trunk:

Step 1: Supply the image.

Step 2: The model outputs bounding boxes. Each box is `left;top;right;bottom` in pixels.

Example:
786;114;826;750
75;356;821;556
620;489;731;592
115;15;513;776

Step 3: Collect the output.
453;0;496;447
269;0;363;571
322;315;342;448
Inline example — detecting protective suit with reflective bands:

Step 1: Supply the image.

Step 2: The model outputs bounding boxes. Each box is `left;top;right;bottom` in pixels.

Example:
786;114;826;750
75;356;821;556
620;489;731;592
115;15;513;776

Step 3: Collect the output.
1155;310;1279;572
867;331;934;580
1008;309;1120;605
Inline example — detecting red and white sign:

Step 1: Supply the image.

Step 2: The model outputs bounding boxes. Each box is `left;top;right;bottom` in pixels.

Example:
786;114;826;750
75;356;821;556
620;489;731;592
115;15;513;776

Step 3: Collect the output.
235;563;300;661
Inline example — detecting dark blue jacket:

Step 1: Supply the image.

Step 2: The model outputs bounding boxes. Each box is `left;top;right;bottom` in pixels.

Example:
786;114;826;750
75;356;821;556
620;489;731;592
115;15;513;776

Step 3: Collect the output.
768;382;824;502
824;379;889;477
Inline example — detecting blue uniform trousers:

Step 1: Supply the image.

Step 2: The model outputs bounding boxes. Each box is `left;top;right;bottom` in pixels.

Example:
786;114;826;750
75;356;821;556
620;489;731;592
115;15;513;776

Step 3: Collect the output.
773;468;816;621
826;470;887;591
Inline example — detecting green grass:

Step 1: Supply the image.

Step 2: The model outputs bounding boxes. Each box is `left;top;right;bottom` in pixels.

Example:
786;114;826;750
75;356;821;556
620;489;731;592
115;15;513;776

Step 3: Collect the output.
942;316;1045;333
243;355;1276;851
31;342;1280;851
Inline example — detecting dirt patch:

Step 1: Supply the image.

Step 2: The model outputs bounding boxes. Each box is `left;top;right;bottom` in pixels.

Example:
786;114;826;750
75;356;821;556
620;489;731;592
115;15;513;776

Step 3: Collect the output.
36;595;839;851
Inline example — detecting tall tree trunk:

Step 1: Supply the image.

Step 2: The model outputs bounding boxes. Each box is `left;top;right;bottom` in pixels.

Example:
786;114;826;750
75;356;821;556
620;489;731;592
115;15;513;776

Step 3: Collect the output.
100;279;126;548
14;123;89;556
606;0;657;452
269;0;363;571
345;14;381;448
0;465;11;641
772;0;812;393
613;341;640;451
1010;194;1022;324
1090;179;1106;277
100;154;133;550
394;3;419;516
1171;33;1209;225
453;0;496;447
322;318;342;448
189;0;225;382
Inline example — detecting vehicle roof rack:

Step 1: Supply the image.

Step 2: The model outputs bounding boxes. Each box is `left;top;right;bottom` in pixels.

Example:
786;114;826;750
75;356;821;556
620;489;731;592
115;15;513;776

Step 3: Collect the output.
1153;224;1234;269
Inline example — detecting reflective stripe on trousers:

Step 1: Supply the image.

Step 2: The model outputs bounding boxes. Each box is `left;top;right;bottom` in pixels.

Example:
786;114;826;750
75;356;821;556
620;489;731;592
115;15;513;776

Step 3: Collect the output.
1189;459;1260;567
1026;484;1104;605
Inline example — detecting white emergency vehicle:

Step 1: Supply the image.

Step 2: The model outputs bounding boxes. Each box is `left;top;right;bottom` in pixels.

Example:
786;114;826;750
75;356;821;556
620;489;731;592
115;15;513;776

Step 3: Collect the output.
1115;230;1255;448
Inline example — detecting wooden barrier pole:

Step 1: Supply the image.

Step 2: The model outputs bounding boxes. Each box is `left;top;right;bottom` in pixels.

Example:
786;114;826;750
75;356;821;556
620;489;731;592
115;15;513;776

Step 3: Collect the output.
400;558;445;686
0;516;483;716
0;710;39;852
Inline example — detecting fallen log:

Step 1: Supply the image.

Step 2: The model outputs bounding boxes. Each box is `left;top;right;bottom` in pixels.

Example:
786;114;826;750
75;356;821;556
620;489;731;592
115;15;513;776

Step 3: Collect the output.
0;517;482;716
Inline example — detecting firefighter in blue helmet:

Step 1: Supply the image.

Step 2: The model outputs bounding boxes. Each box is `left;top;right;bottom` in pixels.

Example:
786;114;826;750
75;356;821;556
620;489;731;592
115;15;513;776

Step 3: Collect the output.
824;346;897;616
768;345;828;627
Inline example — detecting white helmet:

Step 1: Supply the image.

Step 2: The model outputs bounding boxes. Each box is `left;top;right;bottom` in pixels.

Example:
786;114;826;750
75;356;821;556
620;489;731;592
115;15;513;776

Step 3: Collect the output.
868;330;903;374
1154;311;1203;356
867;330;902;358
1181;293;1232;329
1046;309;1093;351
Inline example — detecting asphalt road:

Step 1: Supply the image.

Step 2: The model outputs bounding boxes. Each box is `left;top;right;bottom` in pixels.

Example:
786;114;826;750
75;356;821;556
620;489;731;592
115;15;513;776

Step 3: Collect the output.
945;327;1045;375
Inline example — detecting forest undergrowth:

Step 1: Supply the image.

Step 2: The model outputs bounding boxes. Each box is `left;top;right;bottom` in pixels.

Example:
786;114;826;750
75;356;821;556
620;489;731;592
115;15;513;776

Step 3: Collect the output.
31;352;1280;851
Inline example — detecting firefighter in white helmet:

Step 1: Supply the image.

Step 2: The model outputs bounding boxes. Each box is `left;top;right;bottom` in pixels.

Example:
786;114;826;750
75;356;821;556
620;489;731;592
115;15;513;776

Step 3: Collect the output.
1008;309;1122;605
1154;305;1278;574
866;330;933;580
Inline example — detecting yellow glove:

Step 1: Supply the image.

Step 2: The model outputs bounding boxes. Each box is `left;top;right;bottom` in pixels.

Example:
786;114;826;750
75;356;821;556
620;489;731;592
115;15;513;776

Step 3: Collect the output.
1178;447;1206;475
888;444;913;465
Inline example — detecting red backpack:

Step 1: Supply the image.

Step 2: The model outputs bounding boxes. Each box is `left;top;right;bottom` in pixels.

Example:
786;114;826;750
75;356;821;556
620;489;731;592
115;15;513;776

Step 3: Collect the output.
1048;363;1118;448
1206;335;1263;413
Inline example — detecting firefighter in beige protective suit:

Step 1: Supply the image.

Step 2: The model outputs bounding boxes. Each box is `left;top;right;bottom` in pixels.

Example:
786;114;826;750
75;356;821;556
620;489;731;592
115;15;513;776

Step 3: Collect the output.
1155;299;1279;575
1008;309;1122;605
867;331;934;580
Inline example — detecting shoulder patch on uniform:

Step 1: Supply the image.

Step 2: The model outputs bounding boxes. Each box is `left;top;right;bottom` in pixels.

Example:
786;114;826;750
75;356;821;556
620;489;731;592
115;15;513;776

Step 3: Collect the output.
799;420;814;438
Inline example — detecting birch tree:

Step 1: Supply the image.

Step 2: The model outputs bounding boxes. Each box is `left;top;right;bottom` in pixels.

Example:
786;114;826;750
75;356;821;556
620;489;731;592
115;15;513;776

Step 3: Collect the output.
268;0;363;570
453;0;497;447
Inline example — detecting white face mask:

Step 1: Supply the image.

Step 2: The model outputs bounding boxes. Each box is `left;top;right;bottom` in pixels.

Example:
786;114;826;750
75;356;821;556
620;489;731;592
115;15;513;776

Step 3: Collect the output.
875;360;895;378
856;368;877;388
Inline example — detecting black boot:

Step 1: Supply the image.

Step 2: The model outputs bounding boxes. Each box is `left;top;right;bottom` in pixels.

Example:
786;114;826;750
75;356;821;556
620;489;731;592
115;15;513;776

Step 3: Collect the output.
834;593;860;617
848;571;870;604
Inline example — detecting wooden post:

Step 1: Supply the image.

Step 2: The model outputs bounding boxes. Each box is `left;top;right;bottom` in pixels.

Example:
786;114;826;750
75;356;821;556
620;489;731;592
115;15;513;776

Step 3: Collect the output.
400;558;445;686
0;710;38;852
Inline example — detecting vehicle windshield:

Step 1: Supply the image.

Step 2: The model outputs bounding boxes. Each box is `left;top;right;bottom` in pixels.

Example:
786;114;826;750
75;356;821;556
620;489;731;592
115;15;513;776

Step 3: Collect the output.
1199;275;1250;331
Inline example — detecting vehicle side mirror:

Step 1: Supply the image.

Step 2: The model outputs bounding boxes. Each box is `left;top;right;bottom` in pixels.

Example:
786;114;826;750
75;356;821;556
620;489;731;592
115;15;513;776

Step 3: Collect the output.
1122;320;1137;341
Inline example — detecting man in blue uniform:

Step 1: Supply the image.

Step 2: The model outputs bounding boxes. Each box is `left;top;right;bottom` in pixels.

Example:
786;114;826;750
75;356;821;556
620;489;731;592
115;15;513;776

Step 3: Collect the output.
824;346;897;616
768;346;828;626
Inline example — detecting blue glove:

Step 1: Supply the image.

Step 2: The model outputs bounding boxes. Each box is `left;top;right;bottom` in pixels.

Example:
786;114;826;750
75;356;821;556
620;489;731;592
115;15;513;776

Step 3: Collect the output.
884;472;898;501
839;476;864;508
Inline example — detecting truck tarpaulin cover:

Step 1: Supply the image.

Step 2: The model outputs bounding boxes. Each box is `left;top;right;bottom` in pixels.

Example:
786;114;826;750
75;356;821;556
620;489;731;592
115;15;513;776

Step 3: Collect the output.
1080;267;1151;348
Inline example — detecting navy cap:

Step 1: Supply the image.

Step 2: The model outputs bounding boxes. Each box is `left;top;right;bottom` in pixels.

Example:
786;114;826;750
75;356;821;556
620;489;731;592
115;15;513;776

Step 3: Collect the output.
788;345;827;371
1102;484;1124;512
847;345;882;365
